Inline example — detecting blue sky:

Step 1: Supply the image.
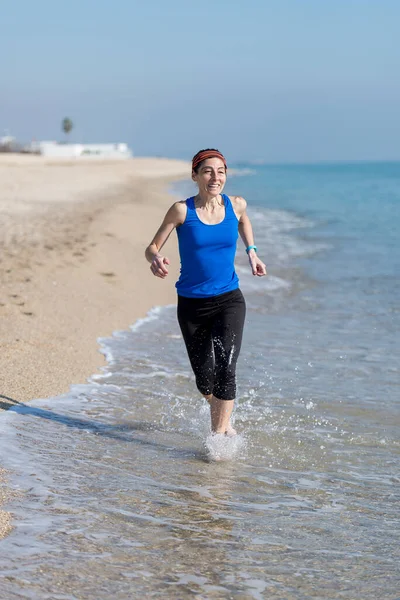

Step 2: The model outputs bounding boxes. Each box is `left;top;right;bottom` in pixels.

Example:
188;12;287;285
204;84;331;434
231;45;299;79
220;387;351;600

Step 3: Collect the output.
1;0;399;162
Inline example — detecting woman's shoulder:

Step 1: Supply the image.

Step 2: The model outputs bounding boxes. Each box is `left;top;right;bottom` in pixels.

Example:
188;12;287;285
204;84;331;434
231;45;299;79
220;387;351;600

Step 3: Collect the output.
226;195;247;215
170;199;189;225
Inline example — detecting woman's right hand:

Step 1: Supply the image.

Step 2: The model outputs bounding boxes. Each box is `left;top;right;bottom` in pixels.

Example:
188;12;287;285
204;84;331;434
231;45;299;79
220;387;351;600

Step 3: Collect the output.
150;254;170;278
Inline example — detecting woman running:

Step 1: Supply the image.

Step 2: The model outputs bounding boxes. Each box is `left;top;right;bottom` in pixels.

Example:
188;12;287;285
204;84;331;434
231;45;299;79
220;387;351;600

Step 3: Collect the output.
145;149;267;435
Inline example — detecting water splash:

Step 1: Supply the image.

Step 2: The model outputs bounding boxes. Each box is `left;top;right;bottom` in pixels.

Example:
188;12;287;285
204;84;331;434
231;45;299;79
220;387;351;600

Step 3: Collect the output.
205;432;247;462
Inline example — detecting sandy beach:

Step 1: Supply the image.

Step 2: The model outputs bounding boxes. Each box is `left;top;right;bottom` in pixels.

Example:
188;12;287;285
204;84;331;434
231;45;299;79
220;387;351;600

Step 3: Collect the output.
0;154;191;537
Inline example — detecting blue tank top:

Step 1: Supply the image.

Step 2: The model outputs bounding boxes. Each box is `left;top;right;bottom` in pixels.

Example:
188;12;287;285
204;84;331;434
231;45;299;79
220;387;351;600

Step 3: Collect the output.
175;194;239;298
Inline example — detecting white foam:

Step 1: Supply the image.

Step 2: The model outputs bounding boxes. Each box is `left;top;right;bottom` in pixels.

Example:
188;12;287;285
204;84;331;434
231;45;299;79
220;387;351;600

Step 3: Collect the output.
235;267;292;292
94;304;175;375
205;432;246;462
130;304;175;333
91;371;113;380
230;167;257;177
97;343;116;364
248;208;314;231
123;370;190;381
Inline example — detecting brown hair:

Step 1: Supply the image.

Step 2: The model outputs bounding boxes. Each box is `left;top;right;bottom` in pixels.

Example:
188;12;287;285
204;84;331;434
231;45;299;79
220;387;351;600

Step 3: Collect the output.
192;148;227;173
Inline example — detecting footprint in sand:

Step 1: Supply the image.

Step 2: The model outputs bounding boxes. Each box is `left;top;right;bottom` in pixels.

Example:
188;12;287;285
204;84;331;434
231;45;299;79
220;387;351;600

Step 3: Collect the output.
9;294;25;306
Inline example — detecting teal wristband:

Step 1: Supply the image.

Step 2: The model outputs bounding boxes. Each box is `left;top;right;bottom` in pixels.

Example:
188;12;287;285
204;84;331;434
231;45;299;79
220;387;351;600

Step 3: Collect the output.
246;245;257;254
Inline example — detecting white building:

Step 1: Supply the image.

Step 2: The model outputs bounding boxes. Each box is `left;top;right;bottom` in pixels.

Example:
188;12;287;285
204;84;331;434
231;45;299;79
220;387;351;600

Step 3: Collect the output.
28;141;132;159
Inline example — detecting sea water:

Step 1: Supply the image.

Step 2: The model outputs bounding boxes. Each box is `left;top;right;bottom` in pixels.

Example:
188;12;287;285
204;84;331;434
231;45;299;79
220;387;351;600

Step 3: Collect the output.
0;163;399;599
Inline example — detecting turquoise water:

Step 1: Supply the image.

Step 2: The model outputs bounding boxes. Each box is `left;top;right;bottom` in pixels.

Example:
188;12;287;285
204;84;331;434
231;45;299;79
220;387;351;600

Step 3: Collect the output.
0;163;399;599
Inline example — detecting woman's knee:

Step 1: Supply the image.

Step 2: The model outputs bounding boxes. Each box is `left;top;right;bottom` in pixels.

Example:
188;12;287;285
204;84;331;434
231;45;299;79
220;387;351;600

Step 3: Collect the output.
213;380;236;401
213;365;236;400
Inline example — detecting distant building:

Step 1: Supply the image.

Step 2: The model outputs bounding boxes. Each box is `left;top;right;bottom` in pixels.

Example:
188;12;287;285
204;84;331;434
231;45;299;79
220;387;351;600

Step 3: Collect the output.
0;135;19;152
27;141;132;159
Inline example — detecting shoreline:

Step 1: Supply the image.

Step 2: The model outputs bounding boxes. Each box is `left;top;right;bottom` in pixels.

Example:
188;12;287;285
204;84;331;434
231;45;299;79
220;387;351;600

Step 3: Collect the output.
0;155;191;538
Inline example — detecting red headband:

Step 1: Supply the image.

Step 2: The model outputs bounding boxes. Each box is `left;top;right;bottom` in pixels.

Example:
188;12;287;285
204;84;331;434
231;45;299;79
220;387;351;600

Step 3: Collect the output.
192;150;227;171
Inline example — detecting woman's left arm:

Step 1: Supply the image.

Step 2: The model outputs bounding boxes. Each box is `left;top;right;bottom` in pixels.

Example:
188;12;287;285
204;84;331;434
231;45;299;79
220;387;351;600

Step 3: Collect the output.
234;196;267;277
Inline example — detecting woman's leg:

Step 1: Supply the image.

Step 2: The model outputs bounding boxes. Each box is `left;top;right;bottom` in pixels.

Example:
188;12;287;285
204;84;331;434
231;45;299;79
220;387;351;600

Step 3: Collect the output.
210;398;235;434
203;394;235;435
177;296;215;397
210;290;246;434
177;291;246;435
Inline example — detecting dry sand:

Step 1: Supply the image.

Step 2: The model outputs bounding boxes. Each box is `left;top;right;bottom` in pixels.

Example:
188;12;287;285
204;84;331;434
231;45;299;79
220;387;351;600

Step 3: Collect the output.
0;154;191;538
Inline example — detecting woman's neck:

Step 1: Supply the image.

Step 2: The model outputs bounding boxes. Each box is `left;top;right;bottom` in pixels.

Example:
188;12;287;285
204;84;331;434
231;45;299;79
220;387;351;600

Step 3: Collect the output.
195;193;223;210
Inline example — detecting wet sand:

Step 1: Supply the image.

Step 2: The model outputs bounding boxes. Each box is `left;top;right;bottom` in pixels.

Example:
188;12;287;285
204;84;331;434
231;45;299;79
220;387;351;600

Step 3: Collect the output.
0;154;191;537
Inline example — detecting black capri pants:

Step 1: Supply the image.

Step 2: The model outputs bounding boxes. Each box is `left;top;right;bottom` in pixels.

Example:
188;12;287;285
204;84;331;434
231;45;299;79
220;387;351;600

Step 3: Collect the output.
177;288;246;401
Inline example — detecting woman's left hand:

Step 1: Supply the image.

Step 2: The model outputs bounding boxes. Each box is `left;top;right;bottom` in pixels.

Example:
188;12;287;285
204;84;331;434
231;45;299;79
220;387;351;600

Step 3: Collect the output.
248;252;267;277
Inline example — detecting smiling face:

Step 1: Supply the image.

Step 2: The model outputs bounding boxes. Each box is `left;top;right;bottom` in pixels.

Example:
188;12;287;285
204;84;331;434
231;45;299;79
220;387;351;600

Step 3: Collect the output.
192;157;227;198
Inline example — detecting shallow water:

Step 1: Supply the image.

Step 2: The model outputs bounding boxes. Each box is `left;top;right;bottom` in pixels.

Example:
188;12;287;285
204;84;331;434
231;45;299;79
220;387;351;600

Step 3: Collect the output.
0;163;399;599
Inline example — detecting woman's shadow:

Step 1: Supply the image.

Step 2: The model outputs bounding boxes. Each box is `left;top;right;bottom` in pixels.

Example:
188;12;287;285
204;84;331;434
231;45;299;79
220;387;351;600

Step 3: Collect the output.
0;394;205;459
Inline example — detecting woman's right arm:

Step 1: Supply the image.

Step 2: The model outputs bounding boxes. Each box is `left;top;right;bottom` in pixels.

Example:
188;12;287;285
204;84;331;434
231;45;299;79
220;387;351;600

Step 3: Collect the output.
145;201;186;279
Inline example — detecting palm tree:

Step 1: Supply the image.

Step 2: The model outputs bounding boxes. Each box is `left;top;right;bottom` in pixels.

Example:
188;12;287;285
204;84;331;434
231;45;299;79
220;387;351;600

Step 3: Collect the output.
62;117;73;142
